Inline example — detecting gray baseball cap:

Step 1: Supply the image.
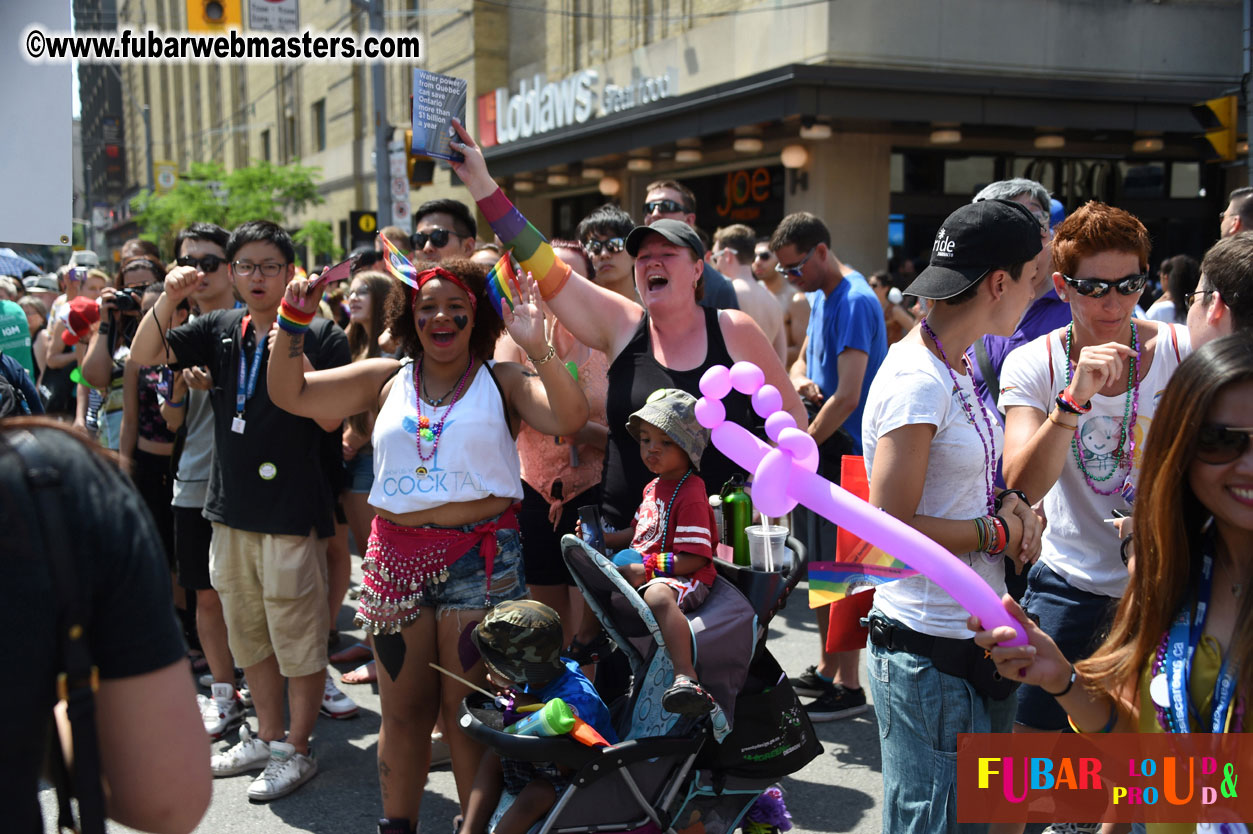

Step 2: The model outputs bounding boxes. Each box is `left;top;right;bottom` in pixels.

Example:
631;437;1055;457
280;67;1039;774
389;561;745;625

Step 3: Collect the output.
624;219;705;259
627;387;709;470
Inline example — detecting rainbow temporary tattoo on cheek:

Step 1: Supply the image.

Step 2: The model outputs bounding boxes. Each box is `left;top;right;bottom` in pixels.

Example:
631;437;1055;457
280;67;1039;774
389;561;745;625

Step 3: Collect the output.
417;316;429;331
453;315;469;331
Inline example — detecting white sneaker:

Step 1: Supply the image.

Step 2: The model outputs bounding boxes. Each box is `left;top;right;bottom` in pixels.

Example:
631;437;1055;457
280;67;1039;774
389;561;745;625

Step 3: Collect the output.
210;725;271;777
201;682;246;739
247;741;317;801
320;672;359;720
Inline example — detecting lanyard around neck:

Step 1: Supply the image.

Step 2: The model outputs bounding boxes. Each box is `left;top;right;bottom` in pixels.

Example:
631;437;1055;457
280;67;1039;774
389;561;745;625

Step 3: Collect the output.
235;314;265;417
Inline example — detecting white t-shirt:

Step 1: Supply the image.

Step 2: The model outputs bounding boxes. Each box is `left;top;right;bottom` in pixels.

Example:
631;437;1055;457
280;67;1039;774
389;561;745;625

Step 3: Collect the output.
999;321;1190;597
1143;297;1181;323
862;342;1006;639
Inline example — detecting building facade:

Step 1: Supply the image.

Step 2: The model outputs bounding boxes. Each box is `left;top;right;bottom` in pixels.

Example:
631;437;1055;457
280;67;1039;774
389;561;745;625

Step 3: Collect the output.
101;0;1245;271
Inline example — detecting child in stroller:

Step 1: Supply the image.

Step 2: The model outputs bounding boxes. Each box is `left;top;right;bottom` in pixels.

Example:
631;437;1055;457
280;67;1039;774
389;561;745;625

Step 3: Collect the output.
599;388;720;716
460;601;618;834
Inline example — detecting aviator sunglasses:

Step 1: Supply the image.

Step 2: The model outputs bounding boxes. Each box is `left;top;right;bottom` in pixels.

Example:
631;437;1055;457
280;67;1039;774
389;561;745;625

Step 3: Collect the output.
176;254;225;273
582;237;625;256
1062;272;1148;299
410;228;460;250
1195;423;1253;465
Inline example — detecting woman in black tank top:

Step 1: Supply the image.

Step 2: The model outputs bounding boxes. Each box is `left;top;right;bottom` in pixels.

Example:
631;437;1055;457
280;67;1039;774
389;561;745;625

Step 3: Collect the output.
601;307;757;528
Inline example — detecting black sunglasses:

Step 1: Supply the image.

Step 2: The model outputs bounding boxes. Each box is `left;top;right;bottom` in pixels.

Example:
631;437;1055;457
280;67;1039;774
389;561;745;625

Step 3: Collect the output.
176;254;225;273
643;199;687;216
410;228;459;250
1195;423;1253;465
583;237;625;256
753;251;772;261
1062;273;1148;299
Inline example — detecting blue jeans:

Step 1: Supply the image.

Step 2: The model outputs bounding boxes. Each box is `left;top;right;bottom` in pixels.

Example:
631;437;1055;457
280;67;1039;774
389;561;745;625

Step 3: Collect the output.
867;611;1017;834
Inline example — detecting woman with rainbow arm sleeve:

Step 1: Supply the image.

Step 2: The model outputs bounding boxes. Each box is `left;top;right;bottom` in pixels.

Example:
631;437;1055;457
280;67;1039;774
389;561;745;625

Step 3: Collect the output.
448;121;806;613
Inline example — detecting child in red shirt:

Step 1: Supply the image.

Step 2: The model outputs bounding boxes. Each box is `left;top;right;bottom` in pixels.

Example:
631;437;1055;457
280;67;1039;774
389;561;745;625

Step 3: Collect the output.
602;388;718;715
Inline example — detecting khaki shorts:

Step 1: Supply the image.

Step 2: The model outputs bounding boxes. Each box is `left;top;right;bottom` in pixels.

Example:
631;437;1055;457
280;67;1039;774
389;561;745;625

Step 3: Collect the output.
209;523;329;678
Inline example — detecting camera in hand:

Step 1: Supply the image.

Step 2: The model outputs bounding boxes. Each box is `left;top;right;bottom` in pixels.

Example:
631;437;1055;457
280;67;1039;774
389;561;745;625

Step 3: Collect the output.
112;287;143;313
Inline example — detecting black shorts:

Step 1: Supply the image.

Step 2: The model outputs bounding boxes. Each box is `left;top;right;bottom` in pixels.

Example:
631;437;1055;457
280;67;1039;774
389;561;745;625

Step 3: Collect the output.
518;480;599;587
132;449;175;567
174;505;214;590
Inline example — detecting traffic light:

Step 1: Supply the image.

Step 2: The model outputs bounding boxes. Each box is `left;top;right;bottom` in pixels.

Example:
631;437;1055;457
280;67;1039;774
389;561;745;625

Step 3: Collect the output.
186;0;242;32
404;129;435;188
1191;95;1239;162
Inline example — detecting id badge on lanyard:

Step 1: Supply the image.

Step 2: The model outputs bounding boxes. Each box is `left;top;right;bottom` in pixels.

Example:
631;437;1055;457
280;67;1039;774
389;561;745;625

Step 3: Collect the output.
232;314;264;434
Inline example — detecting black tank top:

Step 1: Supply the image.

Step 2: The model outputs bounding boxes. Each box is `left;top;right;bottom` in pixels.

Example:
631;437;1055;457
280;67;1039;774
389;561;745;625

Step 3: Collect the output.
600;307;757;529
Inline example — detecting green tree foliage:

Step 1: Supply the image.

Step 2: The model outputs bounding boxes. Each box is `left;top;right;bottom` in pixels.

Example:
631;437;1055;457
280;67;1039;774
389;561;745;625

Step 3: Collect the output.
131;160;327;257
292;220;342;266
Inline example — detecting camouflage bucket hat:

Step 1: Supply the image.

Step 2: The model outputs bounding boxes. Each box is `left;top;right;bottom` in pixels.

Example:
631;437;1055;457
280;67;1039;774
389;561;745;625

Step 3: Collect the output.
472;600;565;688
627;388;709;470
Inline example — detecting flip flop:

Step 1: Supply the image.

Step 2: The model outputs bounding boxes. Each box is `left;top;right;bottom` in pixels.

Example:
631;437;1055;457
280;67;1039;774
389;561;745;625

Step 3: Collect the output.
341;660;378;685
329;641;374;665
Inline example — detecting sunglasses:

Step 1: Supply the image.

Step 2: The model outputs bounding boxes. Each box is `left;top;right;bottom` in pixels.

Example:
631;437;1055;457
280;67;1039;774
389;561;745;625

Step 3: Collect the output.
410;228;460;250
176;254;225;273
583;237;625;256
1062;273;1148;299
1195;423;1253;465
753;251;772;261
642;199;687;216
232;260;286;278
775;247;815;279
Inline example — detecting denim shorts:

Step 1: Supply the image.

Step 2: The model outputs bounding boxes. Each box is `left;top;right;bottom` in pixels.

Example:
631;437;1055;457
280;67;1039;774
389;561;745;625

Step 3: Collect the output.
416;525;527;612
1015;561;1119;730
867;608;1016;834
345;448;374;494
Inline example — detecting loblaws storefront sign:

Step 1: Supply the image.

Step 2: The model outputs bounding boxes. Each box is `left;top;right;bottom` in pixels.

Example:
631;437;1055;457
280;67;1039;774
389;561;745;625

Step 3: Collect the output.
478;68;678;147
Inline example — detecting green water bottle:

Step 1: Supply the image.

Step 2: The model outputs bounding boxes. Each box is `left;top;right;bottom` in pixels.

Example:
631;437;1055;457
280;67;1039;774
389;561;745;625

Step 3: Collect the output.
720;474;752;567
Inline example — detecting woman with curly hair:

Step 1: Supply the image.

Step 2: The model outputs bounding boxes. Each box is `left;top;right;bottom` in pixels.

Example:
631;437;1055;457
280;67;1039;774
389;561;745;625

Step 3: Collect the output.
267;257;588;834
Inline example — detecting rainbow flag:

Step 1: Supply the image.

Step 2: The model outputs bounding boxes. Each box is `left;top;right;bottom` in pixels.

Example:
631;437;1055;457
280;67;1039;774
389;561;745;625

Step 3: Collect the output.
485;253;518;314
807;558;918;609
377;232;419;291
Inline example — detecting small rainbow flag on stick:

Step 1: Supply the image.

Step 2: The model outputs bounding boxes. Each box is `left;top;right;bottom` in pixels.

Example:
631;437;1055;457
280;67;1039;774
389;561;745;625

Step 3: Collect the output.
377;232;419;291
485;253;519;314
807;557;918;608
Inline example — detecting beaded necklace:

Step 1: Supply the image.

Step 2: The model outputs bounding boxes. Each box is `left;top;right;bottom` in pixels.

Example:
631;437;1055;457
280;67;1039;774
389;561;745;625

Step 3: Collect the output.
658;468;693;552
920;319;996;515
413;355;474;478
1064;322;1140;496
1149;620;1245;733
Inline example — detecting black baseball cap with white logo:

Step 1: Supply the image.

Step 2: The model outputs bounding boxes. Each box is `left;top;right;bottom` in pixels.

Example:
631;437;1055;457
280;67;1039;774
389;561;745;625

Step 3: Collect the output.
624;218;706;259
904;199;1043;300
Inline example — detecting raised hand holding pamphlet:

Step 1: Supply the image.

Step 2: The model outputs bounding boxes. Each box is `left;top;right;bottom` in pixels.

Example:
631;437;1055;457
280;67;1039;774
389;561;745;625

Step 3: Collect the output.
412;69;467;162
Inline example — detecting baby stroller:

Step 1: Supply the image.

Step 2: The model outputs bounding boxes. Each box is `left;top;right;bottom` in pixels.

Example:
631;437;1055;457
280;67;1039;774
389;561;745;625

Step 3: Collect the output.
457;535;822;834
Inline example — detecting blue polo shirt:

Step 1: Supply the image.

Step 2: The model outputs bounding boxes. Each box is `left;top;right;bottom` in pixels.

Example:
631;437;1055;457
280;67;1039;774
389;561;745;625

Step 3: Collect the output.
804;270;887;454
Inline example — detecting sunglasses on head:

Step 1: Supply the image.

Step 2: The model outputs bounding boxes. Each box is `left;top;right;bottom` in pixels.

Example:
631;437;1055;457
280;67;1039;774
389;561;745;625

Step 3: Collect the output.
176;254;225;273
1062;273;1148;299
643;199;687;216
583;237;625;256
410;228;459;250
1195;423;1253;465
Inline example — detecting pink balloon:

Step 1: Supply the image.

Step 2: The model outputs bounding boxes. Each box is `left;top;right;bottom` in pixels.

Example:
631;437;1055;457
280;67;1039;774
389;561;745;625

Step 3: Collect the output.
694;396;726;430
699;365;732;401
696;363;1026;646
752;384;783;418
776;427;818;473
729;361;764;394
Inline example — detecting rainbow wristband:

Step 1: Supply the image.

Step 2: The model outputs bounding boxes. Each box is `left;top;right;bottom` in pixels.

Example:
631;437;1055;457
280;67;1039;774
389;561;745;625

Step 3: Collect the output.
478;188;573;300
278;299;315;334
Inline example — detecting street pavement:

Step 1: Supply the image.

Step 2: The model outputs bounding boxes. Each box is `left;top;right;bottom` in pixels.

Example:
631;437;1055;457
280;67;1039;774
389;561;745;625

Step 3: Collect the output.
42;559;888;834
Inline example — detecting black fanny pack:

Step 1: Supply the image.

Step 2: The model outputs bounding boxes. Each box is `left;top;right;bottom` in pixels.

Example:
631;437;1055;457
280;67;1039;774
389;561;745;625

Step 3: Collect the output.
866;615;1020;701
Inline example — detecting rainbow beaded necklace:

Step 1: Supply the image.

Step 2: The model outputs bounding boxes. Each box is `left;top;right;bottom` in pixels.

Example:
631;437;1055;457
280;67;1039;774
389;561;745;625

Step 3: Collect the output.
1063;321;1140;496
413;355;474;477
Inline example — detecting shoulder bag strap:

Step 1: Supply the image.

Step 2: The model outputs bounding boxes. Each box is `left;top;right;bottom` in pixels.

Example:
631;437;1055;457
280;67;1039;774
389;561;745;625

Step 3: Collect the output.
10;431;105;834
973;338;1000;408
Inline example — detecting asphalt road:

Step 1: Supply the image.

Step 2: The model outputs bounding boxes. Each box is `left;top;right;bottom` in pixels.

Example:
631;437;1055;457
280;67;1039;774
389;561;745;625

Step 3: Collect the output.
42;560;888;834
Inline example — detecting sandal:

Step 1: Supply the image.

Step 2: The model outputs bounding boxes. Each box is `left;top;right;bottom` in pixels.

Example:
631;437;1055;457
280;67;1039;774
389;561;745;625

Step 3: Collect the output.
341;660;378;684
565;631;614;665
662;675;714;716
329;641;374;665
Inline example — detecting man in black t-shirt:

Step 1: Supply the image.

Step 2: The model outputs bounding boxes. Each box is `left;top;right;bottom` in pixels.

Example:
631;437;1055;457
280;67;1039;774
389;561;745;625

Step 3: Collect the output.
0;420;208;834
131;220;349;803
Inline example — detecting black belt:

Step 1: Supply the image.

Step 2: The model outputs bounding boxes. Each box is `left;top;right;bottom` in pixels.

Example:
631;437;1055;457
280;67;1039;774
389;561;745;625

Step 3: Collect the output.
865;615;1019;700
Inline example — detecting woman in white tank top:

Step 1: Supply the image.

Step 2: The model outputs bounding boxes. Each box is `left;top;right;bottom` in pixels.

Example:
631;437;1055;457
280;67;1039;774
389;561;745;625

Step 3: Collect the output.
268;258;588;832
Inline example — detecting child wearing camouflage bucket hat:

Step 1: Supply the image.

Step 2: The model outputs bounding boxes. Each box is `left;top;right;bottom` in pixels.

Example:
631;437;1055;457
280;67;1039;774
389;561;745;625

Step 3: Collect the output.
461;601;617;834
596;388;720;716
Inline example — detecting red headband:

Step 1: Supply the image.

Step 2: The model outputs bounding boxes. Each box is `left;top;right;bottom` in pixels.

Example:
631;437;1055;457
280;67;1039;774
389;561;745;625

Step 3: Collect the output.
414;266;477;312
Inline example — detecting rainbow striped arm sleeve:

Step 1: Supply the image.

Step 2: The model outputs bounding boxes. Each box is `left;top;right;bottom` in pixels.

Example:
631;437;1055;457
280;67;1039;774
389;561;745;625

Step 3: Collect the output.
478;187;572;300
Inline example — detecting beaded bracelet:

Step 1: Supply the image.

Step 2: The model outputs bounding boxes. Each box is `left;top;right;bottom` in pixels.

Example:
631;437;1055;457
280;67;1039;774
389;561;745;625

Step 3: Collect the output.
1067;700;1118;734
1056;389;1092;414
278;299;315;334
642;552;676;582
